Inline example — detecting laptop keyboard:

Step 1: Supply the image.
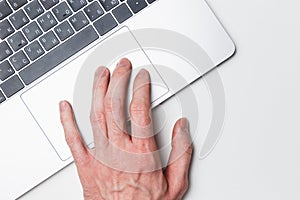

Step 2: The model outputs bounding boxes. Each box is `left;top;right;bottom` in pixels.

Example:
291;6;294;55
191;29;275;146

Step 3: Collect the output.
0;0;156;104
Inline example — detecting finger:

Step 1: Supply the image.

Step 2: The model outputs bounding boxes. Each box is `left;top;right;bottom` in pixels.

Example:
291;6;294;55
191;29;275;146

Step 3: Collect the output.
130;69;157;152
165;118;193;199
90;67;110;148
105;58;132;144
59;101;90;167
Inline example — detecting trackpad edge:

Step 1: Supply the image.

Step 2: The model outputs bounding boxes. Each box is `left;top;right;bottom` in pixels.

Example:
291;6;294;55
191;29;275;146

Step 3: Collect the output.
21;27;169;161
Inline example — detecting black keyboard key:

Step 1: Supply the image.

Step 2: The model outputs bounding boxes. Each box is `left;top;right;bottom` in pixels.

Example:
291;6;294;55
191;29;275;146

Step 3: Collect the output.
93;13;117;36
67;0;87;12
24;0;44;20
69;11;89;31
84;1;104;21
127;0;147;14
0;75;24;97
22;22;42;41
19;26;98;85
54;21;74;41
0;91;5;104
0;0;12;20
24;41;45;61
112;3;132;23
9;10;29;29
37;12;57;32
0;19;14;39
147;0;155;3
40;0;59;9
52;2;73;22
7;0;27;10
9;50;29;70
39;31;59;51
98;0;119;11
8;31;28;51
0;61;14;81
0;41;13;61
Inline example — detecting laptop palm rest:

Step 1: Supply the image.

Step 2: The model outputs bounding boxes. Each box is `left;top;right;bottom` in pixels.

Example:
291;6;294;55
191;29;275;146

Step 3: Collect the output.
21;27;169;161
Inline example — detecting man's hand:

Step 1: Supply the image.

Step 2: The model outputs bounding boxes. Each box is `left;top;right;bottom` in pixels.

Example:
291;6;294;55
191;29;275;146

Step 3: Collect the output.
59;58;193;200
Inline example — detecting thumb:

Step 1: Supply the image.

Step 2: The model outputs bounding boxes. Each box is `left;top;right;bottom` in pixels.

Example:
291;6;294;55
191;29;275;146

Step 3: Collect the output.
165;118;193;199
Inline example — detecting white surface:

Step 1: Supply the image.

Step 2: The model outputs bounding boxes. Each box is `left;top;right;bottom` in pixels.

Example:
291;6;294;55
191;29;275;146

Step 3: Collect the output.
2;0;234;198
20;0;300;199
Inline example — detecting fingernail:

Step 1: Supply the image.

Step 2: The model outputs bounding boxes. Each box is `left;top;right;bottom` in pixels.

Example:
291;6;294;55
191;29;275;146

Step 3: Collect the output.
59;101;67;112
138;69;148;78
95;67;106;77
180;118;189;133
117;58;129;68
101;68;108;77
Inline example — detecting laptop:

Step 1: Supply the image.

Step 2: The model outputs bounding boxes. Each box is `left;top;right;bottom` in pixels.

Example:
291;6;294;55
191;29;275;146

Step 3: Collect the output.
0;0;235;199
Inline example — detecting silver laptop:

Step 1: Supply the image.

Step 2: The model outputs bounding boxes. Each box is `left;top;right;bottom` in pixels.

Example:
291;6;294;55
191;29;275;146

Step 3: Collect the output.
0;0;235;199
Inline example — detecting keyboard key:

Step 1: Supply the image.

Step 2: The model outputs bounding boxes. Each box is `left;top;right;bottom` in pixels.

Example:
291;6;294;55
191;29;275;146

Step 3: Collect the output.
98;0;119;11
67;0;87;12
147;0;155;3
0;61;15;81
24;0;44;20
9;50;29;70
0;19;15;39
0;91;5;104
127;0;147;14
0;41;13;61
52;2;73;22
7;0;27;10
9;10;29;29
8;31;28;51
54;21;74;41
22;22;42;41
112;3;132;23
19;26;99;85
69;11;89;31
37;12;57;32
40;0;59;9
84;1;104;21
0;75;24;97
94;13;117;36
24;41;45;61
39;31;59;51
0;0;12;20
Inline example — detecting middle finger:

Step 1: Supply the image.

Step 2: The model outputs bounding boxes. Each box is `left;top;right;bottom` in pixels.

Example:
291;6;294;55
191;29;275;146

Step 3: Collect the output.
104;58;132;144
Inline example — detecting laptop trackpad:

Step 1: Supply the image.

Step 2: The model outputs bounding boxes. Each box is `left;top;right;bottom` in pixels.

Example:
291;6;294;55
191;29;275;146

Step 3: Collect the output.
21;27;169;161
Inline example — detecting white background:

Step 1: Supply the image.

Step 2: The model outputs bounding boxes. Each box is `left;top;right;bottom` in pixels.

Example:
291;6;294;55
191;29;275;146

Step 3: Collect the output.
20;0;300;199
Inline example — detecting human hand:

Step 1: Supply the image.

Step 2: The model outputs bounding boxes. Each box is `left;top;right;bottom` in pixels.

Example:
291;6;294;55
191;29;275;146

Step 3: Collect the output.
59;58;193;200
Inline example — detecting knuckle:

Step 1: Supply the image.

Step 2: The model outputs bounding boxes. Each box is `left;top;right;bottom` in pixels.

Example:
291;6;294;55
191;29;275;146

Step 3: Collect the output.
65;135;74;146
184;144;193;155
74;153;89;166
89;111;106;124
110;120;123;134
65;132;80;146
130;100;150;116
130;101;151;126
104;96;114;113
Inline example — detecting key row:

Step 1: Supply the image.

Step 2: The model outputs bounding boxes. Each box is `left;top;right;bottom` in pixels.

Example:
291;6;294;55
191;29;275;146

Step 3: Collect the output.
1;22;76;60
1;0;154;40
1;1;100;40
0;25;98;103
